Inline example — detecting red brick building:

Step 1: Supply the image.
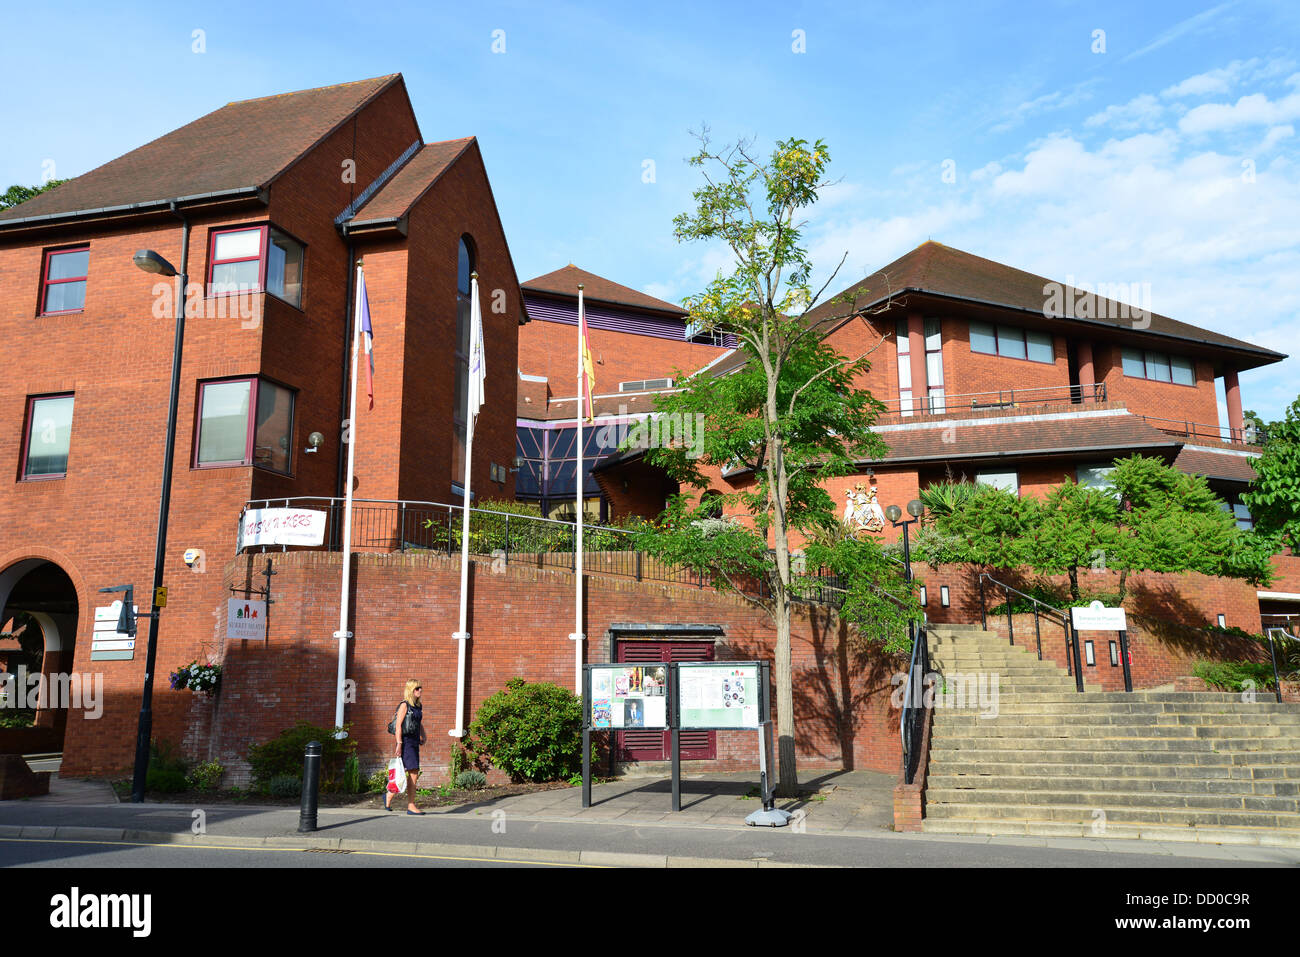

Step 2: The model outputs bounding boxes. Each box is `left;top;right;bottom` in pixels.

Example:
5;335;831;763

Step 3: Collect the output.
0;75;526;772
592;241;1297;632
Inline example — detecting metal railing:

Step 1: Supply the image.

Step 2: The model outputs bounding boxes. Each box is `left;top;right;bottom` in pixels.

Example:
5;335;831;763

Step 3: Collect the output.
901;618;931;785
978;572;1082;693
880;382;1106;417
1136;415;1267;447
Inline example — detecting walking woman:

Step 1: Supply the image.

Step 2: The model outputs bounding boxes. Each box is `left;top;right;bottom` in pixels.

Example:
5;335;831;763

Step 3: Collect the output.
387;679;426;814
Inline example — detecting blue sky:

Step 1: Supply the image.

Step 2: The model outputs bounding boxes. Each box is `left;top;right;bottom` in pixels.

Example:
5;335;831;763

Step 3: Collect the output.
5;0;1299;421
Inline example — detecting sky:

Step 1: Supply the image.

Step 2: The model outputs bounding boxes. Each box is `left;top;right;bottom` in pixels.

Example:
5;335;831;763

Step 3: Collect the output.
4;0;1299;422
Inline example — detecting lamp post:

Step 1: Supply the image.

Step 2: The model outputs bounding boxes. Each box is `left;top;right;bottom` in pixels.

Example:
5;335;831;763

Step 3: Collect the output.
885;499;926;582
128;243;188;803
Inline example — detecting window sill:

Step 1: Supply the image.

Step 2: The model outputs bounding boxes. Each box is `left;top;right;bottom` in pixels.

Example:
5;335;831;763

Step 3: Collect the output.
37;309;84;318
194;462;294;478
968;348;1056;366
19;473;66;483
1120;373;1199;389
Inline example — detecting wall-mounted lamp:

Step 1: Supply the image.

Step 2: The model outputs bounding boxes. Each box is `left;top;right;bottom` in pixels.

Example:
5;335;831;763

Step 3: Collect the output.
919;585;928;606
509;455;525;474
1216;613;1226;628
1109;640;1119;667
304;431;324;454
940;585;950;607
1084;640;1096;666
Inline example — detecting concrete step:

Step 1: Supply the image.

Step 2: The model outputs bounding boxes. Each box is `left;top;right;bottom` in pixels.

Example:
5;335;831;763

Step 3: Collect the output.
927;786;1300;814
1011;691;1294;704
920;819;1300;847
927;772;1300;797
922;800;1300;830
932;735;1300;751
928;761;1300;781
931;723;1300;741
959;700;1300;715
927;748;1300;767
931;712;1300;728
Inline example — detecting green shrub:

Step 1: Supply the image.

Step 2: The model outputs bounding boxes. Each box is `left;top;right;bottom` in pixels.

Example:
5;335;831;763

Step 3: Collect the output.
453;770;487;790
342;755;362;793
1192;661;1277;692
466;678;587;782
449;740;468;781
0;711;35;729
146;768;187;793
185;761;224;791
366;768;389;793
246;722;355;791
268;775;302;798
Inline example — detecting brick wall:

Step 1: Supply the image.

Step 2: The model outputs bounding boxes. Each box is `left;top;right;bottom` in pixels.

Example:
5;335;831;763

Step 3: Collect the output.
1093;343;1220;426
197;550;906;785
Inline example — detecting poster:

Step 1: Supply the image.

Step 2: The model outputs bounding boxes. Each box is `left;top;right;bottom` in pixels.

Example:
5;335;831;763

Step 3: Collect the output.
587;664;668;729
678;663;761;729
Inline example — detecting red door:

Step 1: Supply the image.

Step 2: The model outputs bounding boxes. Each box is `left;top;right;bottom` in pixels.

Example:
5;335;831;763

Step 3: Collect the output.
615;640;716;761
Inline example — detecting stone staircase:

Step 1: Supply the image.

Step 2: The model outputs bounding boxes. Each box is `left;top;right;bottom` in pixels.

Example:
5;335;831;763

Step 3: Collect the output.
921;624;1300;847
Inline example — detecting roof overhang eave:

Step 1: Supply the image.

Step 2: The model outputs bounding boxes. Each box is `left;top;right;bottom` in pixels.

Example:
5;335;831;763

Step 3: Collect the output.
0;186;267;231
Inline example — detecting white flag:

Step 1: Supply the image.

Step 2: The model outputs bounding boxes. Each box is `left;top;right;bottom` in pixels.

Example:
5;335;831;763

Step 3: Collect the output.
468;275;486;431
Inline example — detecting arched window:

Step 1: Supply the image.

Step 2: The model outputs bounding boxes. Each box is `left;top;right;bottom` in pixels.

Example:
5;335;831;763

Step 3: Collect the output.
452;236;475;486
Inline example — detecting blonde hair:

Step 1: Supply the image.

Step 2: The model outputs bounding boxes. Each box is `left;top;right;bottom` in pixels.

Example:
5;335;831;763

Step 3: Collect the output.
403;679;421;707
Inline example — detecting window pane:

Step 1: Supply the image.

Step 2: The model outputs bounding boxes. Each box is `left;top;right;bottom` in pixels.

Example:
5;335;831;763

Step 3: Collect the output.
1170;355;1195;385
924;317;941;350
969;321;996;355
457;238;473;296
266;229;303;307
976;471;1019;494
1146;352;1171;382
1026;330;1053;363
1076;464;1114;490
896;319;910;355
253;380;293;473
897;360;911;390
456;295;471;356
198;380;251;464
214;229;261;261
47;249;88;280
44;280;86;313
997;326;1026;360
927;387;946;415
210;259;260;294
898;389;913;416
925;350;944;387
24;396;74;477
1121;347;1145;376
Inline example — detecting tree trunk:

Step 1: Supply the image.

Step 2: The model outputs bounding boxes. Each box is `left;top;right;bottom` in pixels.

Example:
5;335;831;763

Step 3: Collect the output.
1068;567;1080;602
774;588;797;797
1117;568;1128;605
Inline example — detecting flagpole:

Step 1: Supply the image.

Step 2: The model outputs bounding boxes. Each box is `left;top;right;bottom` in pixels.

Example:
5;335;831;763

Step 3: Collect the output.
450;273;480;737
570;285;586;695
333;259;364;733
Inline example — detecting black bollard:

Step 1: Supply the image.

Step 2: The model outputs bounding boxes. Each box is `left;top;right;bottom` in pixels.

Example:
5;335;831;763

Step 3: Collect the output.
298;740;322;832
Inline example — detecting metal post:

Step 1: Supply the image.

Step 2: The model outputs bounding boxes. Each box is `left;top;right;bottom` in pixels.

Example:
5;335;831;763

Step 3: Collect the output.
1118;629;1133;692
504;514;510;566
1267;633;1283;704
399;501;406;553
979;575;986;630
1071;623;1085;693
1005;587;1014;646
1063;618;1073;676
131;228;189;805
1034;604;1042;660
669;663;680;811
581;666;592;808
298;740;321;832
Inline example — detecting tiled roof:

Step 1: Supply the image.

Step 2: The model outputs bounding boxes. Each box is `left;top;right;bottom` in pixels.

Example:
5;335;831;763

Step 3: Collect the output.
869;409;1181;465
519;389;672;422
348;138;474;223
523;265;685;316
1173;447;1259;483
807;240;1285;366
0;75;403;225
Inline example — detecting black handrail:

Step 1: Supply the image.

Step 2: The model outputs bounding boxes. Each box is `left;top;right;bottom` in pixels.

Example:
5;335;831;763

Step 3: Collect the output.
978;572;1082;692
901;617;931;785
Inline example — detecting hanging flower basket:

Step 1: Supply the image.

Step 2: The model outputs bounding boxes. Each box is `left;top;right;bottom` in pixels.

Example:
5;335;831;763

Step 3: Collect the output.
170;661;222;698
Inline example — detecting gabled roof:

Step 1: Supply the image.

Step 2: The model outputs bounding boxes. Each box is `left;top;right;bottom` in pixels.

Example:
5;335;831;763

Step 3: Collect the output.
523;265;685;316
347;138;474;224
0;75;404;226
808;241;1286;368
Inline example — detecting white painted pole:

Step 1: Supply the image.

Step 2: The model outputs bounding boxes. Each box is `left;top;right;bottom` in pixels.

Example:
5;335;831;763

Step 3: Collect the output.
333;261;364;733
450;273;480;737
570;285;586;694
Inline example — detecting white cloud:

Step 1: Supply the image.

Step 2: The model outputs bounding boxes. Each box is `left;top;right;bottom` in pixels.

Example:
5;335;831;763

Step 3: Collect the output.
1120;2;1238;63
1085;94;1165;131
1180;91;1300;134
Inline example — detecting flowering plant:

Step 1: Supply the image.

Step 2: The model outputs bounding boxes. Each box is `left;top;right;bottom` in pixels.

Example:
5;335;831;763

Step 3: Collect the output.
169;661;222;697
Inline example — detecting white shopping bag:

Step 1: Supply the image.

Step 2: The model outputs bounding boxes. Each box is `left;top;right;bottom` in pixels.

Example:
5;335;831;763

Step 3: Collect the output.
387;757;406;794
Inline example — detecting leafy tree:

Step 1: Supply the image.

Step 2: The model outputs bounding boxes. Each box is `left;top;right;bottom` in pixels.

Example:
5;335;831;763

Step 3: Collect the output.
635;133;894;795
0;180;68;211
1243;396;1300;553
1022;481;1122;602
914;484;1039;570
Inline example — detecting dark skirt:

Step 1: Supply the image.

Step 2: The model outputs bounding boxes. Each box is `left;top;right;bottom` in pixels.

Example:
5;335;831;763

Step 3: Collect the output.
401;737;420;772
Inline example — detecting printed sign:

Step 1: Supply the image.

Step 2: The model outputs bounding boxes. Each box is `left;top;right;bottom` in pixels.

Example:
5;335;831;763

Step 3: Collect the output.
1071;600;1127;631
227;599;267;641
238;508;327;549
588;664;668;729
678;663;761;729
91;601;137;661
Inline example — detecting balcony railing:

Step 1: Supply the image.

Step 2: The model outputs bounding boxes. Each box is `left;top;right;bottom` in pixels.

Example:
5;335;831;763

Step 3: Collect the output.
1135;415;1267;447
239;497;845;600
879;382;1106;418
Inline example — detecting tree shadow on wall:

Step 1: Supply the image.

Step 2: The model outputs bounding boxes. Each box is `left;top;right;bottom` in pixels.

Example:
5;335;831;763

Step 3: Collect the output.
1128;581;1265;662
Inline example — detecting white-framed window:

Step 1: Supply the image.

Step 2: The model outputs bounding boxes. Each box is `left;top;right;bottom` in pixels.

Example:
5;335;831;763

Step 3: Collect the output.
976;471;1019;494
1121;347;1195;386
969;321;1053;364
896;318;914;415
1076;462;1115;490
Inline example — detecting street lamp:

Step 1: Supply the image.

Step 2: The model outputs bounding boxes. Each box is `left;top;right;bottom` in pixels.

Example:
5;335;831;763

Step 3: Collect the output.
886;499;926;582
127;241;188;803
